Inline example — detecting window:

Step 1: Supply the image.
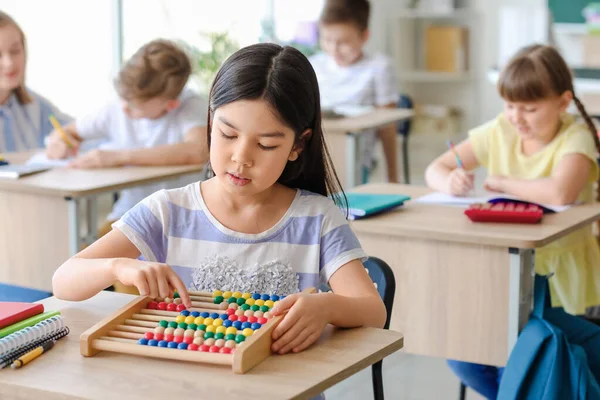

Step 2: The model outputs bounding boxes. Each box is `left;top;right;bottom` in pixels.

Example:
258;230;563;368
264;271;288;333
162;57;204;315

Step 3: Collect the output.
121;0;271;94
0;0;117;117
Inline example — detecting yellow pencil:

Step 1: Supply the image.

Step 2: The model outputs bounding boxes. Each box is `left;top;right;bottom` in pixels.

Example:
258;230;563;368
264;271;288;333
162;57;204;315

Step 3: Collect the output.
10;340;55;369
48;114;74;149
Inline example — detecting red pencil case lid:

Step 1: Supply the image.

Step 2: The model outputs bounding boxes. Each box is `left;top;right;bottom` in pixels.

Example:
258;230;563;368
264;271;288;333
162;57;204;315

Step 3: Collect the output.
464;202;543;224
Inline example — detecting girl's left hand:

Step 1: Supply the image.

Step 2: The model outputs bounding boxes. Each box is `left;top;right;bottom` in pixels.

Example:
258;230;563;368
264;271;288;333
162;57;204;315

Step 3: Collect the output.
484;175;506;193
69;149;123;169
270;292;330;354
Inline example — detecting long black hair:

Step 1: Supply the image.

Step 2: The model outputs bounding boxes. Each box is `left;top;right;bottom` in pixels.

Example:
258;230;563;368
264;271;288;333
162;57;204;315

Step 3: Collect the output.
206;43;347;210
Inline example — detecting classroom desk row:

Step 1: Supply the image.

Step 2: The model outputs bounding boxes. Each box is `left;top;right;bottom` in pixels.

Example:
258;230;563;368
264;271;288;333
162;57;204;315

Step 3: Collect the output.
0;109;413;291
0;150;205;291
350;183;600;366
323;108;413;188
0;292;404;399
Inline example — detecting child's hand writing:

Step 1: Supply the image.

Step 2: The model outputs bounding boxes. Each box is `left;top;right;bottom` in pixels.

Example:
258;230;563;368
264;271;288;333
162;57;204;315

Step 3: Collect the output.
270;292;330;354
46;129;80;160
112;258;191;307
444;168;474;196
484;175;506;193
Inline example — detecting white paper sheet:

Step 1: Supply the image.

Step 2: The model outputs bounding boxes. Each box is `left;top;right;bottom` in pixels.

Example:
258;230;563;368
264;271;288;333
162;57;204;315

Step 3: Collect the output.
25;152;71;168
413;192;571;213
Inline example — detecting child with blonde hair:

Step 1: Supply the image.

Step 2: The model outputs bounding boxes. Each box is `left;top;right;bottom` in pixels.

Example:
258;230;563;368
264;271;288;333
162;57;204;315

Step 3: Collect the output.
426;44;600;399
0;11;71;152
46;39;209;224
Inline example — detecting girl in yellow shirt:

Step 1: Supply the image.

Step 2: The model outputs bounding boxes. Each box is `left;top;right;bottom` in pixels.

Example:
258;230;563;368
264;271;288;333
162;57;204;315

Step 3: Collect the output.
425;44;600;399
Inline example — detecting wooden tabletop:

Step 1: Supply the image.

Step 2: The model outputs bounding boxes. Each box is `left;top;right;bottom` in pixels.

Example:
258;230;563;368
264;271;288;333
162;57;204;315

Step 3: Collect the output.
350;183;600;248
1;151;205;198
0;292;404;400
323;108;413;134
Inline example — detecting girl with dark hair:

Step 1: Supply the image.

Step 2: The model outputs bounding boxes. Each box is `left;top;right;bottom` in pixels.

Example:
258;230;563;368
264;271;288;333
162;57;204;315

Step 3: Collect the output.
52;43;386;356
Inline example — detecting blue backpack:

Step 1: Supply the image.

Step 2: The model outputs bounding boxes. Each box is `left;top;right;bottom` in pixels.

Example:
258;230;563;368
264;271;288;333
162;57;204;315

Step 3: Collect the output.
498;274;600;399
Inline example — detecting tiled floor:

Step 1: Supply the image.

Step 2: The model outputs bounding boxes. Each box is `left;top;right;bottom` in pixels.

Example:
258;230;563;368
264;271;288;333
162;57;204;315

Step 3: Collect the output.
324;351;485;400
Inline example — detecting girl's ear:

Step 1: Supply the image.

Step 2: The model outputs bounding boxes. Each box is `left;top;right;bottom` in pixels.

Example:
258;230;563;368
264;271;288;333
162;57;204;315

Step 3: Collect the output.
166;99;181;111
288;129;312;161
558;90;573;112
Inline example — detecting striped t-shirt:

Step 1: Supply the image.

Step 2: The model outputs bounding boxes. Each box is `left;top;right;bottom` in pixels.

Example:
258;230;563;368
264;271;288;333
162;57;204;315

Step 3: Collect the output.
113;182;367;295
0;89;71;153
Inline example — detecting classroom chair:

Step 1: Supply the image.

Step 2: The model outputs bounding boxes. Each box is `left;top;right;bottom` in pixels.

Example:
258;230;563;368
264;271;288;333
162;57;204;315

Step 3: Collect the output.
365;256;397;400
360;94;414;185
0;283;52;302
320;256;396;400
459;382;467;400
397;94;414;185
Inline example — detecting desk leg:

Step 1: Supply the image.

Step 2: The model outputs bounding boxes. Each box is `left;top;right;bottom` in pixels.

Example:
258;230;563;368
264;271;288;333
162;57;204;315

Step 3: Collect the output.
67;198;82;255
84;196;99;245
67;196;100;255
507;248;535;357
345;133;359;188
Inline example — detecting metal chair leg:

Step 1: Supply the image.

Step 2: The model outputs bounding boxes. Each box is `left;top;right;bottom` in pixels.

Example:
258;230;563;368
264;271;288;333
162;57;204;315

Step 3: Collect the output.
459;382;467;400
401;135;410;184
372;360;384;400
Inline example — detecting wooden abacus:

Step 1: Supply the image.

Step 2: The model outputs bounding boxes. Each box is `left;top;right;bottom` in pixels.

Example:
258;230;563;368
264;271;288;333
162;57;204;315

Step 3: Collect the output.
80;287;315;373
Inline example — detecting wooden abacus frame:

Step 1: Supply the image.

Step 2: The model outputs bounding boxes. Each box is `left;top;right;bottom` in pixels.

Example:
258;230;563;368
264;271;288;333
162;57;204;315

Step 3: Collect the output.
80;288;314;373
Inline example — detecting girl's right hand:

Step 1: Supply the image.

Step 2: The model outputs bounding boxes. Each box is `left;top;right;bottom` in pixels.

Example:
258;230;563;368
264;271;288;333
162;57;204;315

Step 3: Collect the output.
46;130;80;160
444;168;474;196
112;258;191;307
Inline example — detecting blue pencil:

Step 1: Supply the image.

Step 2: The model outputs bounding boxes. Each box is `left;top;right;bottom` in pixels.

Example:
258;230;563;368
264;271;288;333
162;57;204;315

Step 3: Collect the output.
447;140;463;168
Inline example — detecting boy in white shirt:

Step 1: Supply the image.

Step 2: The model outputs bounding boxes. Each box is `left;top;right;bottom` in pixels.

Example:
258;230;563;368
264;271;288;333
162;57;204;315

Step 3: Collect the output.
310;0;400;182
45;39;209;224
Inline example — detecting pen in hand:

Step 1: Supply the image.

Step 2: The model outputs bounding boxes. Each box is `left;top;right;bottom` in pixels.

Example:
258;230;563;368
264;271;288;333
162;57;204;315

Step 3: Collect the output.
49;114;75;150
446;139;474;195
447;139;463;168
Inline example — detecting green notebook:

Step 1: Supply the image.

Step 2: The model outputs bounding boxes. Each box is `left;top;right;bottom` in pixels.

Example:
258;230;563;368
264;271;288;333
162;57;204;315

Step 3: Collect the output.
345;192;410;220
0;310;61;338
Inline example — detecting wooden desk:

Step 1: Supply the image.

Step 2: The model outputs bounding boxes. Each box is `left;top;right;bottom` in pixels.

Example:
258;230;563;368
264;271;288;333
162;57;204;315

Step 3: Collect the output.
0;151;205;291
350;183;600;366
323;108;413;188
0;292;404;400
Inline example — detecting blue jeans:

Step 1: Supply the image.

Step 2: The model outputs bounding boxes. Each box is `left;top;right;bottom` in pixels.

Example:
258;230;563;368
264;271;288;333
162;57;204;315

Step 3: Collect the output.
447;360;505;400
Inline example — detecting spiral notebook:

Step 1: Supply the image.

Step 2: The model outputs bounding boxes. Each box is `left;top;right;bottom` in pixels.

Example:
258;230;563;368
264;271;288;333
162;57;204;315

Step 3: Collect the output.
0;316;69;368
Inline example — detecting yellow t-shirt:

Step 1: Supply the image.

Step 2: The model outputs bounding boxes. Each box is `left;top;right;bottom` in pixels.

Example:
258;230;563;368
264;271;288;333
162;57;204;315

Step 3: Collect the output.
469;112;600;315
